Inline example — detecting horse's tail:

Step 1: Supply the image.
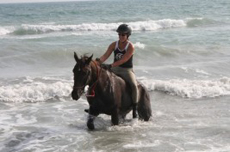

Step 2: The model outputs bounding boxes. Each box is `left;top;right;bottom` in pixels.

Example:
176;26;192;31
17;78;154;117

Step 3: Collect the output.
137;84;152;121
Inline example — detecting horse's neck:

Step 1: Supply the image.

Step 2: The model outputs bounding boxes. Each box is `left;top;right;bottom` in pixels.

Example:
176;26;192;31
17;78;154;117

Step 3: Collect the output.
89;61;115;87
89;62;100;85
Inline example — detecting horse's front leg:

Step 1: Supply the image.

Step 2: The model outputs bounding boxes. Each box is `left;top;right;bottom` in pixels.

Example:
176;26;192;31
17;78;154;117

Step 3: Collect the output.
111;108;119;125
87;106;99;130
87;114;95;130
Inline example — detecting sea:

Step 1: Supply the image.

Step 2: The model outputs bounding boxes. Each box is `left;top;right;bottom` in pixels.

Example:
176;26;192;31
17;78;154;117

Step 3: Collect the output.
0;0;230;151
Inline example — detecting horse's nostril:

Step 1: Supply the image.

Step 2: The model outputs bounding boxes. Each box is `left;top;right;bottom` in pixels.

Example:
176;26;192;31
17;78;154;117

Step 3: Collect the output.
71;90;80;100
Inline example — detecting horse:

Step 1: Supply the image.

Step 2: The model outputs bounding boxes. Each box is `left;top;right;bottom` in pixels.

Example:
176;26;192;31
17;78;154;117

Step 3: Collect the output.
71;52;152;130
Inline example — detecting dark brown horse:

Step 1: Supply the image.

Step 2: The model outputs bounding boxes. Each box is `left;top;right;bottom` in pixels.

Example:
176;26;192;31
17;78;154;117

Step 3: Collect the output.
71;52;152;130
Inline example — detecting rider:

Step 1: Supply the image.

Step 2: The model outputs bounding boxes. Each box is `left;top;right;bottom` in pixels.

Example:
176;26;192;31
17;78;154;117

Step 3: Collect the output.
96;24;139;118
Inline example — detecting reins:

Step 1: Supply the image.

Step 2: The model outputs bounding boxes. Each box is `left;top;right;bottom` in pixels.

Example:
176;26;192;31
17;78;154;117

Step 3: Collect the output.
85;60;101;98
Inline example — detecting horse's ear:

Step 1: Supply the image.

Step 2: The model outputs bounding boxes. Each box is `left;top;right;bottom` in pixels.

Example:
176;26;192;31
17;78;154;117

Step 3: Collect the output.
86;54;93;65
74;52;80;63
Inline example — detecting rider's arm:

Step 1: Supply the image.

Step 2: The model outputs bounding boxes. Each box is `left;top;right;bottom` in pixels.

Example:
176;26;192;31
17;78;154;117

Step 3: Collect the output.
98;42;116;63
111;43;134;67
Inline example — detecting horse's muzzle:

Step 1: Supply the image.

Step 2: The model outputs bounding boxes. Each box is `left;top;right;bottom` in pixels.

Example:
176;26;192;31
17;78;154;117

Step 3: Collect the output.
71;89;83;100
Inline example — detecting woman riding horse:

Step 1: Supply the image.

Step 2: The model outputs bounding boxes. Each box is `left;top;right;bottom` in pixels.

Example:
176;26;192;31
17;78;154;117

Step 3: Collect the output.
71;53;152;130
96;24;139;118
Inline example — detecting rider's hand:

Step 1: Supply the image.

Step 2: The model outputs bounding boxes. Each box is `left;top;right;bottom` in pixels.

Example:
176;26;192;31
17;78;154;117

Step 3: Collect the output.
95;58;102;64
101;64;112;70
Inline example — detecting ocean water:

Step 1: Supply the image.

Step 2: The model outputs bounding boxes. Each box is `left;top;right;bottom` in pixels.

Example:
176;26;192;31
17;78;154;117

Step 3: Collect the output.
0;0;230;151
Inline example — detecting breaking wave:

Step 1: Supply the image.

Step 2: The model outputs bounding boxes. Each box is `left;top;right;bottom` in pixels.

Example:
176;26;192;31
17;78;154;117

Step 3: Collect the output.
0;19;191;36
0;26;14;36
0;77;72;103
141;77;230;99
1;76;230;103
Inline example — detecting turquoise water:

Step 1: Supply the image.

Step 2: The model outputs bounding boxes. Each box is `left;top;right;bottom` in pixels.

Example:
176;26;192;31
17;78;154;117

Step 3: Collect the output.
0;0;230;151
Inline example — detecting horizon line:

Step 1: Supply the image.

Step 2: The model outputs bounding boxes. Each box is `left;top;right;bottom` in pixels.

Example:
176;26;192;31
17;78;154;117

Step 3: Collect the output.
0;0;103;4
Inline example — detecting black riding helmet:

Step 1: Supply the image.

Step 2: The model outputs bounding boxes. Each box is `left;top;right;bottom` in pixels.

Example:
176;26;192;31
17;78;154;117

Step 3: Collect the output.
116;24;132;36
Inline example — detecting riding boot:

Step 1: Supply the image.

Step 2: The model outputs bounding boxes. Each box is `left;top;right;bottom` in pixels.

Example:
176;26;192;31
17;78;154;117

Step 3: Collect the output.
132;103;138;119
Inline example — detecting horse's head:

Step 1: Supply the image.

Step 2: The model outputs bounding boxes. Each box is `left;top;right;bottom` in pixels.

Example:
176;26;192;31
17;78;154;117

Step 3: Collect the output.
71;52;93;100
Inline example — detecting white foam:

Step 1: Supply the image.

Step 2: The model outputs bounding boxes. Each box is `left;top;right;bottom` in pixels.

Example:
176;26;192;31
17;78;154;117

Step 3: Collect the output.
195;69;210;75
39;19;185;31
181;67;210;76
140;77;230;99
185;145;230;152
133;42;145;49
0;78;72;103
123;140;161;148
2;76;229;102
0;26;13;36
129;19;186;31
15;114;37;124
1;18;208;37
11;19;187;35
186;17;204;21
